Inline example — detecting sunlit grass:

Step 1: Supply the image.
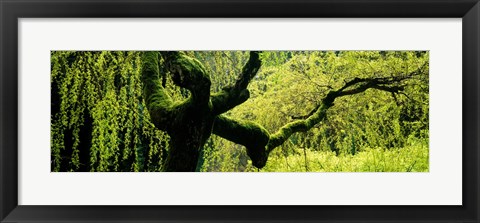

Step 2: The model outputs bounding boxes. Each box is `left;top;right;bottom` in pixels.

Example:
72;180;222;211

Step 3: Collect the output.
258;140;428;172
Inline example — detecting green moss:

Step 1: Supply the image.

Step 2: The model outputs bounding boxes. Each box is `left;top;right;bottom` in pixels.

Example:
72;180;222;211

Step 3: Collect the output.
176;54;208;79
267;104;330;152
163;52;211;95
213;115;270;168
211;88;250;115
140;52;175;130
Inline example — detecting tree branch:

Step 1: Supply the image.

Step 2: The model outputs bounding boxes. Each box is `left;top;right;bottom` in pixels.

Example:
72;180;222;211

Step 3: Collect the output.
141;52;175;130
267;104;330;152
211;51;262;115
212;115;270;168
292;104;321;120
160;51;211;104
267;72;420;154
212;65;424;168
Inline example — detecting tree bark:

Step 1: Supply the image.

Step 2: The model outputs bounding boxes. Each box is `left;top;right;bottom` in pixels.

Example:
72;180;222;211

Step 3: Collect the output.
212;115;270;168
142;52;215;171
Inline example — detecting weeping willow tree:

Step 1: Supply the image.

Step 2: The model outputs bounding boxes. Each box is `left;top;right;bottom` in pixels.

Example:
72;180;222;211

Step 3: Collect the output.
51;51;429;172
51;52;168;172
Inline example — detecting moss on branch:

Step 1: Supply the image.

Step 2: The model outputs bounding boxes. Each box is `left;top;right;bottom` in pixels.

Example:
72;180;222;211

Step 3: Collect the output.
161;51;211;104
266;74;415;154
141;52;174;130
213;115;270;168
142;51;217;171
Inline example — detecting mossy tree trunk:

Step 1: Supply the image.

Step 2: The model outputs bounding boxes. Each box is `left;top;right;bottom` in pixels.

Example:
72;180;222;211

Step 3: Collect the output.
142;51;424;171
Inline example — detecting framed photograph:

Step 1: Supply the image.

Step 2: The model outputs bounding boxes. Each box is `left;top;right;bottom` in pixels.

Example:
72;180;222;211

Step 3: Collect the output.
1;0;479;222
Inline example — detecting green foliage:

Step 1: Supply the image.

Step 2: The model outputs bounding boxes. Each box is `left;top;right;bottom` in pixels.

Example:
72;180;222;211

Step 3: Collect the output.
199;136;251;172
260;138;428;172
51;51;167;171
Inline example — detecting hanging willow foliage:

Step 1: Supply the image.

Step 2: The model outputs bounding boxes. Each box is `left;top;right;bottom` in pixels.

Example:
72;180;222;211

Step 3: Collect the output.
51;51;168;172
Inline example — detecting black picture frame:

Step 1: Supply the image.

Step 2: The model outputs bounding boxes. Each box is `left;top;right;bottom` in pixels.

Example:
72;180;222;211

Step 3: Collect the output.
1;0;479;222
